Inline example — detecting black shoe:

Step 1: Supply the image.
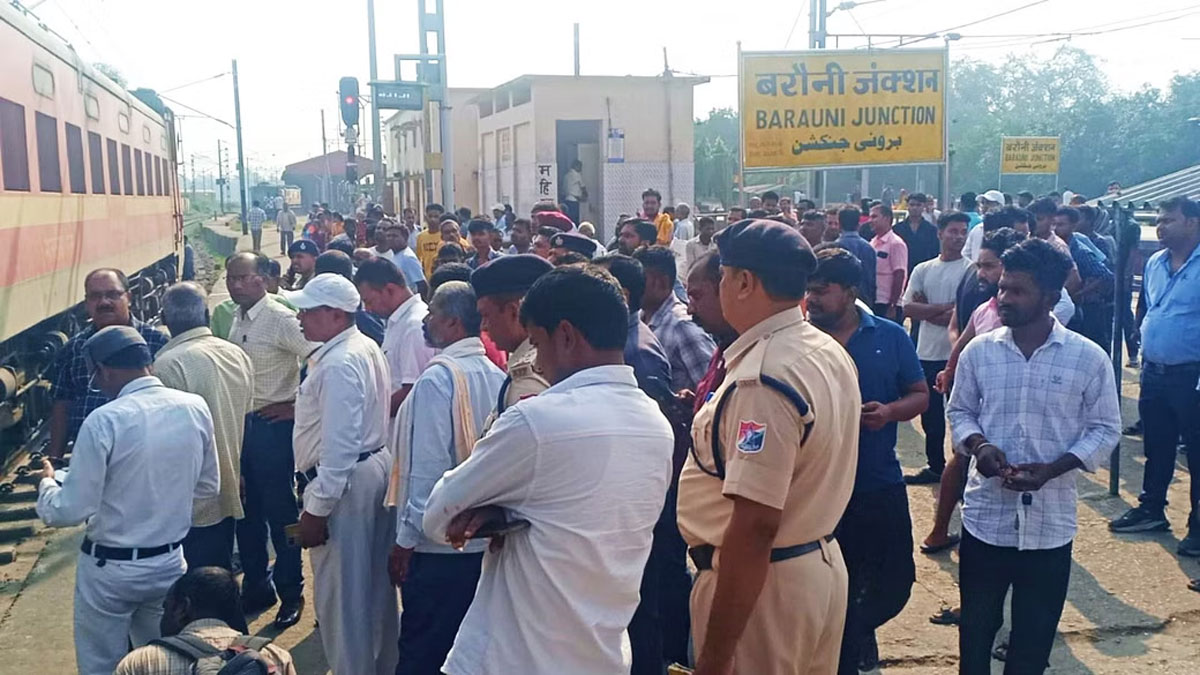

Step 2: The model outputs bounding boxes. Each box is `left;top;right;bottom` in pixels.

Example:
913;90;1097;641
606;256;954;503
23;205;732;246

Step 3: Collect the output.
1122;420;1143;436
904;466;943;485
1109;505;1170;533
858;631;879;671
241;589;278;615
1180;531;1200;557
274;597;305;629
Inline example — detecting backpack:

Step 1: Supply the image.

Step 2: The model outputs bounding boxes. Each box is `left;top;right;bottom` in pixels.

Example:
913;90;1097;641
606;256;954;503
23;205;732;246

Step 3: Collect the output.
150;634;276;675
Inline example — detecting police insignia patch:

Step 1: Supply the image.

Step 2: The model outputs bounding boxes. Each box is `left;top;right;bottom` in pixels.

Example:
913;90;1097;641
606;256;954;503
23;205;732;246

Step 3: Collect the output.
736;420;767;453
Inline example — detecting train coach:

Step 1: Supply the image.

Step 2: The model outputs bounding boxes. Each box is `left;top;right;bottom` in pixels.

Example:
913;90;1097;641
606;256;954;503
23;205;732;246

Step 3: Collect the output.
0;2;183;465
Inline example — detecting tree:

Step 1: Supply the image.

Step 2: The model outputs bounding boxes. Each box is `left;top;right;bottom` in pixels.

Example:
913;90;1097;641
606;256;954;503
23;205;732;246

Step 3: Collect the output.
92;62;127;88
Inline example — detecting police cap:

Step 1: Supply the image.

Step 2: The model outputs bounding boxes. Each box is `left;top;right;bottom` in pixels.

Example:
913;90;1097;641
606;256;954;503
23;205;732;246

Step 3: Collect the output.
84;325;151;369
288;239;320;257
470;254;554;298
715;218;816;279
550;232;598;257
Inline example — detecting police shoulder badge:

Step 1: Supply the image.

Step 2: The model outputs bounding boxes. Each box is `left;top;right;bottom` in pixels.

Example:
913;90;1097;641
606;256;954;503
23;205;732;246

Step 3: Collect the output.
736;420;767;454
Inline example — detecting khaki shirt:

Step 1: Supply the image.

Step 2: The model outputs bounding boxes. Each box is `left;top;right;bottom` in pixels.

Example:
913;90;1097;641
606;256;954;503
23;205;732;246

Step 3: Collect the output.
677;307;860;548
482;339;550;435
502;339;550;410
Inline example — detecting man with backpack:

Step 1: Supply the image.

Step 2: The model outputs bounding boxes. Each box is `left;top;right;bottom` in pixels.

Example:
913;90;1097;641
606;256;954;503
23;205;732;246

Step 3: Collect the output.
115;566;296;674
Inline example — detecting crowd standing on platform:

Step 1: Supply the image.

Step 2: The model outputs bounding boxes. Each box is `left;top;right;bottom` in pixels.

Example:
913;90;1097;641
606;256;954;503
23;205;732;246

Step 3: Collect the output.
29;181;1200;675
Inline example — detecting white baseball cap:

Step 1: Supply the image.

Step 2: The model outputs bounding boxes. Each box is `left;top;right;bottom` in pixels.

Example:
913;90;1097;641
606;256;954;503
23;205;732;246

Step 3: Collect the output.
288;274;360;313
981;189;1005;204
490;203;505;212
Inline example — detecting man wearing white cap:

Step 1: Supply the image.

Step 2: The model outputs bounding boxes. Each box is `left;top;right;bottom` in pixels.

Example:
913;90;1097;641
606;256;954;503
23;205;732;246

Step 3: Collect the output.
289;274;398;675
963;189;1006;262
36;325;219;675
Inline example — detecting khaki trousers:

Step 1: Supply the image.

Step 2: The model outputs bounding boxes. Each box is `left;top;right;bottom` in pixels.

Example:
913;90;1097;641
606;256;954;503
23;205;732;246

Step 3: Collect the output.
691;538;848;675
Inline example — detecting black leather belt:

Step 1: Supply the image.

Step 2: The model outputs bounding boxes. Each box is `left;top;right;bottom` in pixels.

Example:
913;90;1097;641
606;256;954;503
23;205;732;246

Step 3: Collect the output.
1143;360;1200;376
689;534;835;572
81;537;182;567
296;447;384;484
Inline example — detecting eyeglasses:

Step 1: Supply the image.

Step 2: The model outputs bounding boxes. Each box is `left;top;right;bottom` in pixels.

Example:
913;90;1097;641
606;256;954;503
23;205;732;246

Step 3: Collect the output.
85;290;126;302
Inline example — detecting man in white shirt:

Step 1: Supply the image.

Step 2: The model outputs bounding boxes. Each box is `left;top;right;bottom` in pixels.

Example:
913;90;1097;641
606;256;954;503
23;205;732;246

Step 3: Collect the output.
673;202;695;241
156;283;255;572
389;281;506;674
36;326;219;675
290;274;398;675
425;266;674;675
355;258;439;415
901;212;974;485
277;203;298;256
226;252;316;628
947;239;1120;674
683;216;718;278
563;159;584;226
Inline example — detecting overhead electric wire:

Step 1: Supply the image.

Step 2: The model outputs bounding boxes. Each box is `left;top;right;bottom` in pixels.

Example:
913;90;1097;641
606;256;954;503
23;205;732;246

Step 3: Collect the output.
161;72;230;94
870;0;1051;47
951;6;1200;53
159;94;234;129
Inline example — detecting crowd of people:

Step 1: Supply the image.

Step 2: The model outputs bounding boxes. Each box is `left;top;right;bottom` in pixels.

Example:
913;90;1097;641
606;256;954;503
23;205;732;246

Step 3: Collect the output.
28;180;1200;675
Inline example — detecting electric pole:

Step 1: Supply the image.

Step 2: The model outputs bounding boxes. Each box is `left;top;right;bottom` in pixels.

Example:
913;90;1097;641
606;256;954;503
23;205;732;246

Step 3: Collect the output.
367;0;384;201
232;59;249;234
190;155;196;199
216;140;226;213
419;0;452;209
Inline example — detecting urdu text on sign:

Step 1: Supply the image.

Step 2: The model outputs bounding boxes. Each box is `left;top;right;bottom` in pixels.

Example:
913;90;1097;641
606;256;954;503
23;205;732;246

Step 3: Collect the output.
740;49;947;170
1000;136;1060;175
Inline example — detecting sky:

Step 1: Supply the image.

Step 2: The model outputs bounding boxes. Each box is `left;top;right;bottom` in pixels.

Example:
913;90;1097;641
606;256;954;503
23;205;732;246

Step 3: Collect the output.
27;0;1200;181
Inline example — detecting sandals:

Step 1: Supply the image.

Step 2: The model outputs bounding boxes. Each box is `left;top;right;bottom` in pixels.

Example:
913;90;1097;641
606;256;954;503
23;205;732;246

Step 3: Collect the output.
920;534;961;554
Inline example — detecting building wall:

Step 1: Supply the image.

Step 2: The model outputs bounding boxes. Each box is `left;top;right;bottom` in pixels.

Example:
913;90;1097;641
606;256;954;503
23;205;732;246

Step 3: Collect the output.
475;76;700;237
381;89;483;215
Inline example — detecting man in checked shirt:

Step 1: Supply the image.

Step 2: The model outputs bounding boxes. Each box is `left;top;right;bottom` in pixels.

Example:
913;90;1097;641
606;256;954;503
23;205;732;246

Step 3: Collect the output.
947;238;1121;675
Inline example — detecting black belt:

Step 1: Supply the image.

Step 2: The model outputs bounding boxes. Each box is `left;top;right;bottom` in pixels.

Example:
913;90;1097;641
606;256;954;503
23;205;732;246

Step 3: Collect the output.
689;534;835;572
296;447;384;484
1143;360;1200;376
81;537;182;567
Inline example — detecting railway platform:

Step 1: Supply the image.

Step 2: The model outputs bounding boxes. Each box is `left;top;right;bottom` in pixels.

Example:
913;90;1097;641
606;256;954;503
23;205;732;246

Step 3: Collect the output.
2;252;1199;673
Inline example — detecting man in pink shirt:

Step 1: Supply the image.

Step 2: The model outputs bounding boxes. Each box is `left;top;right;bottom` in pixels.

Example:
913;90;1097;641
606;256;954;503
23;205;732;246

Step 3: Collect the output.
870;203;909;322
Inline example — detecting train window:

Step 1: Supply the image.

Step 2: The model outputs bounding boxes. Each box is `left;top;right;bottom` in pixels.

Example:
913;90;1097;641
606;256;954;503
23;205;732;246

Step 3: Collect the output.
163;156;171;196
88;132;104;194
145;153;154;196
107;138;119;194
35;113;61;193
142;126;151;143
32;64;54;99
65;123;85;194
0;97;30;191
118;112;130;134
134;149;145;195
154;154;163;195
121;144;133;195
85;94;100;121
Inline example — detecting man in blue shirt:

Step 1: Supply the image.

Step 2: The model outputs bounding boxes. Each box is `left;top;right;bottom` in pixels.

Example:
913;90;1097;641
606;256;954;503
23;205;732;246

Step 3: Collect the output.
1111;197;1200;560
1054;206;1115;352
47;268;170;461
807;247;928;674
833;206;877;304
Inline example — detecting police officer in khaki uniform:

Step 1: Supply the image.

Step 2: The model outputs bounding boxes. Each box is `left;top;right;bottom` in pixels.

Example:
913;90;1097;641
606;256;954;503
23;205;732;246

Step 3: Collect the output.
469;255;554;424
678;219;862;675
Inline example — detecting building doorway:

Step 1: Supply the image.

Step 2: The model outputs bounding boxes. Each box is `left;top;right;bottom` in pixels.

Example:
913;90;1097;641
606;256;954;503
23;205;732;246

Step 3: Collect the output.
555;120;601;232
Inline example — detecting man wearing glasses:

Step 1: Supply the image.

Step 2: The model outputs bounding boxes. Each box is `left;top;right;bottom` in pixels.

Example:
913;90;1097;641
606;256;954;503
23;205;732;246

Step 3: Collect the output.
47;268;170;462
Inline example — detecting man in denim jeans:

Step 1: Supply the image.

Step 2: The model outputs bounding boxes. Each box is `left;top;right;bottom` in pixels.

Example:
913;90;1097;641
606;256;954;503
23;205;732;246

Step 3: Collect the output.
1109;197;1200;561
